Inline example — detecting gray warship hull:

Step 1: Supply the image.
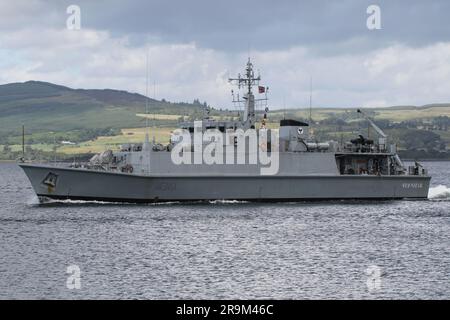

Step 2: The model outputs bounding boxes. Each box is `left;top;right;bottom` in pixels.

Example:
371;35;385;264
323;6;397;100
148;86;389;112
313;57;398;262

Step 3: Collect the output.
20;164;430;203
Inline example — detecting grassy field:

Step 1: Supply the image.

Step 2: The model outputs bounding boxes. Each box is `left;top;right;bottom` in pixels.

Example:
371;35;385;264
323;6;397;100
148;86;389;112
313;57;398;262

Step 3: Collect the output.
269;105;450;122
1;144;53;153
136;113;183;120
269;109;346;121
1;128;176;156
373;107;450;121
57;127;176;154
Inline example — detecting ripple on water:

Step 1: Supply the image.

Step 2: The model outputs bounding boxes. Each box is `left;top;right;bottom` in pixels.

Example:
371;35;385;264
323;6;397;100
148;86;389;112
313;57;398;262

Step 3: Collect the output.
0;161;449;299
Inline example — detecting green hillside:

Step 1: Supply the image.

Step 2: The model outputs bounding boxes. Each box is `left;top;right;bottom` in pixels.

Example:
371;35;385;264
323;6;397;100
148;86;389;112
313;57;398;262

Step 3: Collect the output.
0;81;203;135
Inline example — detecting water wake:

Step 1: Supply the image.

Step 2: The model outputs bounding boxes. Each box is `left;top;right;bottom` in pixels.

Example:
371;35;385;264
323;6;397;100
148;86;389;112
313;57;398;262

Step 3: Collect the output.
37;197;122;205
35;197;182;206
208;199;249;204
428;185;450;200
26;195;40;206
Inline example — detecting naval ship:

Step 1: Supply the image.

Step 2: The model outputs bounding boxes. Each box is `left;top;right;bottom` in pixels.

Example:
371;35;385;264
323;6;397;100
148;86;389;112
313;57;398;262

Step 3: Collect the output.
20;60;430;203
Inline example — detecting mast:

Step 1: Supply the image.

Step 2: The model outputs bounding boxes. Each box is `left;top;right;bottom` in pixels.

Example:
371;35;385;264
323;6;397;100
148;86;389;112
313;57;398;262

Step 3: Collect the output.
142;51;151;174
145;51;149;135
21;124;25;162
308;75;315;140
143;51;151;153
229;59;265;129
153;79;156;143
309;75;312;125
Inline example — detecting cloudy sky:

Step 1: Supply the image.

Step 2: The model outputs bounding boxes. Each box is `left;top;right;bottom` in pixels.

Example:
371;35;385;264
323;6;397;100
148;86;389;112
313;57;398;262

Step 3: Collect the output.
1;0;450;109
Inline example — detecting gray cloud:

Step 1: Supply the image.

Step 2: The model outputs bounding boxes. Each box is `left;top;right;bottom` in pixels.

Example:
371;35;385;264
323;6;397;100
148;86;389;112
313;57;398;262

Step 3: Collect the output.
4;0;450;53
68;0;450;53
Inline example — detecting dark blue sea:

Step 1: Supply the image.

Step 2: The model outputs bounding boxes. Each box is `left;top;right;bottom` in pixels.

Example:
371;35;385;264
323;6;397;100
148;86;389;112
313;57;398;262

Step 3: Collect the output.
0;161;449;299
